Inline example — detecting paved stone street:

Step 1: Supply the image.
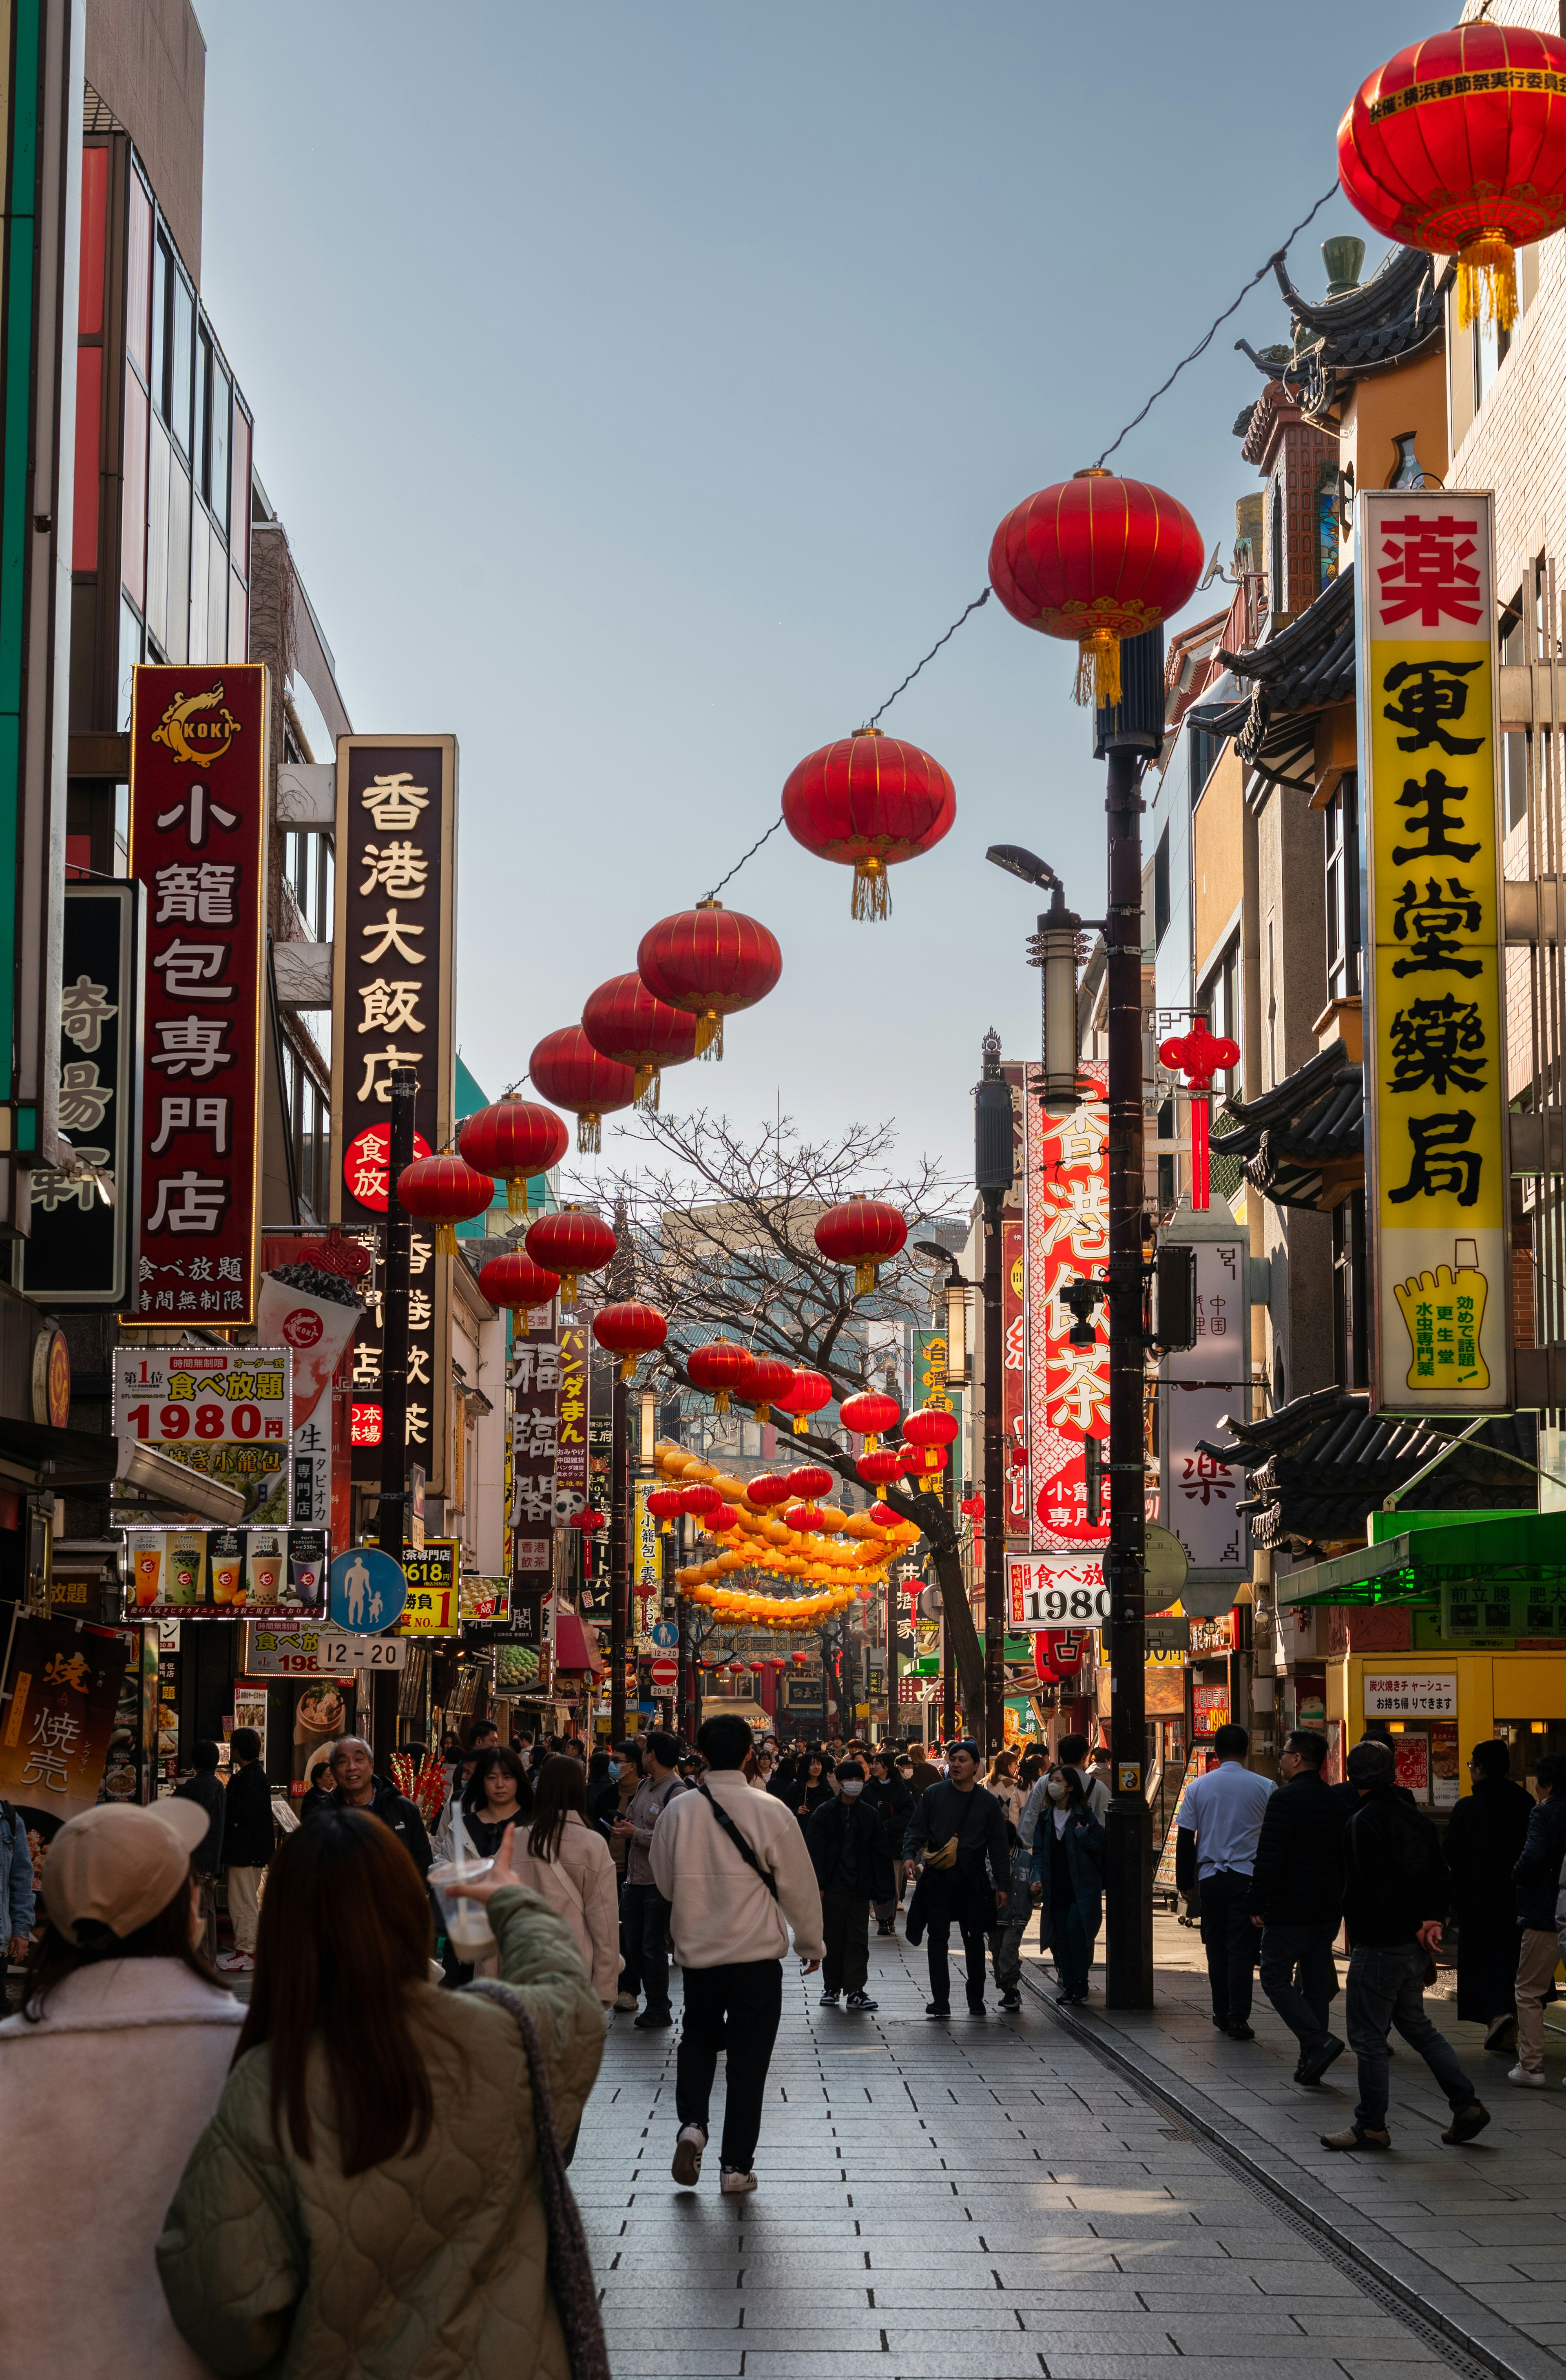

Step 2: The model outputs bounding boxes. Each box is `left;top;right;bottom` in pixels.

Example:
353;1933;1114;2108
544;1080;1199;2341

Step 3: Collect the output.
573;1917;1503;2380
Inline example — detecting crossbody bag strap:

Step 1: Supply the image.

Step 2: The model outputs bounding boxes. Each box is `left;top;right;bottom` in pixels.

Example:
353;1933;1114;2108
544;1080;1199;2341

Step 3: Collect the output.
697;1780;779;1899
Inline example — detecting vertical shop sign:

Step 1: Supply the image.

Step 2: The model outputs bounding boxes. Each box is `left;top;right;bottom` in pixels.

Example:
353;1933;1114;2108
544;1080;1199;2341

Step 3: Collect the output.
1001;1221;1027;1538
18;884;143;1302
1026;1062;1110;1552
510;1324;561;1591
128;665;269;1323
332;735;458;1483
913;1329;962;1491
0;1619;131;1834
1161;1237;1246;1578
1358;490;1511;1413
556;1323;589;1521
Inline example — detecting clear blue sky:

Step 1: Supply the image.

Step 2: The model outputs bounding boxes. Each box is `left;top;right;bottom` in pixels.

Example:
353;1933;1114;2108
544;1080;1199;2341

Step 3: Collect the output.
196;0;1434;1196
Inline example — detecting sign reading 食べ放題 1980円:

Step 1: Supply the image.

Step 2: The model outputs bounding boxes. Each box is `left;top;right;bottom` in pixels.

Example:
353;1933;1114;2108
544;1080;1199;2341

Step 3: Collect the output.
1358;491;1511;1414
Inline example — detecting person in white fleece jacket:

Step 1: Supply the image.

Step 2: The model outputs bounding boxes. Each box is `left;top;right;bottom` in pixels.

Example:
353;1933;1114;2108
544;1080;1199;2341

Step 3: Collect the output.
651;1712;825;2196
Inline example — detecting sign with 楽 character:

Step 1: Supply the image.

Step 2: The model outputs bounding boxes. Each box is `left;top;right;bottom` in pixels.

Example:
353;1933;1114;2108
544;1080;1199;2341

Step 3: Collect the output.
1160;1234;1247;1583
1358;491;1511;1414
1026;1063;1110;1553
127;666;269;1322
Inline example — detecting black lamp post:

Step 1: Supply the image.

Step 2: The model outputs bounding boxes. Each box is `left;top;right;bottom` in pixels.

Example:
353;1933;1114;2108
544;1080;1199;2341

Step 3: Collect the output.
974;1031;1014;1755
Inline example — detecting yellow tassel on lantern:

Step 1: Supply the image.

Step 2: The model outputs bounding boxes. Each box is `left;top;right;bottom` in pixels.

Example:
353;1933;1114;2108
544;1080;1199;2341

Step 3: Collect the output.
852;856;891;922
1073;628;1123;710
633;1064;661;1112
506;1175;531;1216
560;1271;580;1306
435;1223;459;1257
618;1354;637;1382
694;1009;725;1061
1456;232;1517;333
714;1388;730;1414
853;1260;877;1297
792;1413;808;1434
577;1110;603;1155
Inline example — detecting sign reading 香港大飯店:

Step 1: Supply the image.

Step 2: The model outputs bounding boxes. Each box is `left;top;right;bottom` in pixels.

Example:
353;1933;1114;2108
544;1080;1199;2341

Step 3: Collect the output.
1358;491;1511;1414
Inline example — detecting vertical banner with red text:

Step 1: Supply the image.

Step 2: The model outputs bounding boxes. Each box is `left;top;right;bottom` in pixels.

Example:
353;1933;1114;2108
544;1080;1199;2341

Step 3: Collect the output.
128;666;269;1323
1001;1219;1028;1542
1026;1062;1110;1553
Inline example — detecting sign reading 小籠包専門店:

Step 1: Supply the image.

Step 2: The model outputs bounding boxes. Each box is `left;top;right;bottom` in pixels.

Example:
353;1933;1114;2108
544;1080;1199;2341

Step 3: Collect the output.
332;737;458;1491
1358;491;1511;1414
127;665;270;1324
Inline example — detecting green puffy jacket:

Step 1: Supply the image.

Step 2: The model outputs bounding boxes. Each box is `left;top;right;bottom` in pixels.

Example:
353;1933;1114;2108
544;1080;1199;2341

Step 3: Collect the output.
156;1887;604;2379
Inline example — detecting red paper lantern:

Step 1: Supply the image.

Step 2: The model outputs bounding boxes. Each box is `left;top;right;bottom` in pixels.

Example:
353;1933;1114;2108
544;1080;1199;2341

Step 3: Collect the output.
524;1206;617;1307
457;1098;569;1216
774;1368;833;1436
902;1443;948;1486
646;1485;684;1536
745;1472;793;1509
529;1026;637;1155
686;1338;754;1415
1338;22;1566;333
902;1404;959;1450
1033;1633;1061;1686
581;973;701;1111
867;1503;900;1530
477;1248;561;1322
989;471;1204;709
1009;1444;1029;1469
784;1463;836;1500
857;1449;903;1490
781;730;955;920
838;1389;900;1450
592;1299;668;1381
814;1200;907;1298
394;1153;495;1254
744;1356;796;1422
636;900;782;1060
679;1482;726;1520
784;1502;829;1531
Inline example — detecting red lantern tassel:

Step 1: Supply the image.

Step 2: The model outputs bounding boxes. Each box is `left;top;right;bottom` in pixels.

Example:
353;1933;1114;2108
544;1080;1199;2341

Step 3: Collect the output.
852;858;891;921
577;1109;603;1155
695;1010;724;1061
1073;629;1123;710
1457;232;1517;334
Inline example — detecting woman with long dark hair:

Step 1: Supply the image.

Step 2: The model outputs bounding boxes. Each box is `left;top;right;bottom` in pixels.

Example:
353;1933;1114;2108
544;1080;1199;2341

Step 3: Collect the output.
1;1800;241;2376
794;1752;834;1825
456;1745;534;1859
157;1807;605;2376
508;1755;620;2006
1029;1761;1106;2006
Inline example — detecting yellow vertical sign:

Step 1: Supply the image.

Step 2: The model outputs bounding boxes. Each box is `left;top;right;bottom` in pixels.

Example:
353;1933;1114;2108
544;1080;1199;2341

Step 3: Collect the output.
1359;490;1511;1413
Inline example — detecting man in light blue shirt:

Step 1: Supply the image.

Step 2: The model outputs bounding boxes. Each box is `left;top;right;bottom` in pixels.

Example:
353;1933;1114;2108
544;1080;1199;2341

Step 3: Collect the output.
1176;1724;1275;2040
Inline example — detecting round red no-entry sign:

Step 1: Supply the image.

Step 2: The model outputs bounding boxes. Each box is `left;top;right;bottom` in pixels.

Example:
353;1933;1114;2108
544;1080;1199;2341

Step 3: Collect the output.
649;1657;678;1689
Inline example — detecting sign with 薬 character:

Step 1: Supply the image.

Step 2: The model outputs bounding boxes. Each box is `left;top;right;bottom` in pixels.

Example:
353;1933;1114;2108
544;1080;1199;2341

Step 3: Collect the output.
128;665;269;1323
113;1345;293;1508
332;736;457;1487
1026;1063;1110;1553
1358;490;1511;1413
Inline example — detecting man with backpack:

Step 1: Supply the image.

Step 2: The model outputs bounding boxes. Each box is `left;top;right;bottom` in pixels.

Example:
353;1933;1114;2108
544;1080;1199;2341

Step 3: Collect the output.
650;1714;824;2196
1322;1735;1490;2152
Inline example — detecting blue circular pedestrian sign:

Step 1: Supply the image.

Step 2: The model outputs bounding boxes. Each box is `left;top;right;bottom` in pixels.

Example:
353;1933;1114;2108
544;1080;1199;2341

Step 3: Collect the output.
328;1546;407;1635
647;1620;678;1649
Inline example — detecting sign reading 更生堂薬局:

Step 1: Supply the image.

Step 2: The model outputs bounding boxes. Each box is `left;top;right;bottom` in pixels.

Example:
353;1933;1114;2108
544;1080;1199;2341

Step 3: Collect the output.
1358;491;1511;1414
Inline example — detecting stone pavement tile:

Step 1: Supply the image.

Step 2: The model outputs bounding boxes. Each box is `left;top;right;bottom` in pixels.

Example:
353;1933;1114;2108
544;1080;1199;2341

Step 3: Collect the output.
594;2356;743;2379
743;2358;1046;2380
1035;2362;1354;2380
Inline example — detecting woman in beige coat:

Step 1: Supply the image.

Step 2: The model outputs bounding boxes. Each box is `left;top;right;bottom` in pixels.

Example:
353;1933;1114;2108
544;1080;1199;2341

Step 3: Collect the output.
507;1755;621;2005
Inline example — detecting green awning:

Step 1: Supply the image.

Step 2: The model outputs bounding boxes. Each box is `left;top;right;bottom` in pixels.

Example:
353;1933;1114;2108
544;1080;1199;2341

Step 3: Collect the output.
1275;1508;1566;1609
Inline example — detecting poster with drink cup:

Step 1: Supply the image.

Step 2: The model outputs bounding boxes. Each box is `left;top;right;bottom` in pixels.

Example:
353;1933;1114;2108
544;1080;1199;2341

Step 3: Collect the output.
125;1526;332;1616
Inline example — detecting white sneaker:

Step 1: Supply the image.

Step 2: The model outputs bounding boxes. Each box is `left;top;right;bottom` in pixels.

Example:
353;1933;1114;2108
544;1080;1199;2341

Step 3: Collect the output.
720;2165;758;2194
671;2125;706;2186
217;1952;254;1972
613;1992;638;2011
1508;2064;1546;2088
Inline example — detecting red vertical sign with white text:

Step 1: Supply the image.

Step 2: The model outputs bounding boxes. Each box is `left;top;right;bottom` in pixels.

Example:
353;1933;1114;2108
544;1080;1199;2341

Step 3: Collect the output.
1026;1062;1110;1552
127;666;268;1324
1001;1219;1027;1541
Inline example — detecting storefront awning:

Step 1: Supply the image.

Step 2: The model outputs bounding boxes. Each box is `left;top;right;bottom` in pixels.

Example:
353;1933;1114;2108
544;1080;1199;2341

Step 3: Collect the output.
0;1416;242;1521
1275;1509;1566;1609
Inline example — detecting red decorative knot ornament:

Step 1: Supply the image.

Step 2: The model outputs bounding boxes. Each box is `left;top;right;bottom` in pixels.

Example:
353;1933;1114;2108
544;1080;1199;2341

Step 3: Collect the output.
679;1481;726;1520
1158;1014;1240;1213
296;1231;373;1281
838;1389;901;1451
457;1099;569;1216
581;973;700;1111
646;1486;685;1536
685;1338;754;1415
570;1507;606;1537
592;1299;668;1381
773;1367;833;1436
1009;1443;1029;1469
814;1199;908;1298
989;471;1205;708
1338;21;1566;333
477;1249;561;1321
960;1493;984;1520
784;1462;836;1499
394;1154;494;1256
857;1449;904;1490
781;730;955;921
744;1356;796;1423
902;1403;959;1451
528;1027;637;1156
523;1205;617;1307
636;900;782;1062
744;1472;794;1509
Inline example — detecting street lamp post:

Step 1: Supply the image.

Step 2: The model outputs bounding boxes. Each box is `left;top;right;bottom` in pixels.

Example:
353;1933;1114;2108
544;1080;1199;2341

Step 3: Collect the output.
975;1032;1014;1757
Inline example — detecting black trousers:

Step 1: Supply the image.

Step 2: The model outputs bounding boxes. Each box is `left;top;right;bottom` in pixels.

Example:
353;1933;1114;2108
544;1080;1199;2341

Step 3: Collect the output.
821;1892;870;1994
926;1907;991;2010
676;1958;783;2173
621;1881;672;2017
1199;1867;1260;2027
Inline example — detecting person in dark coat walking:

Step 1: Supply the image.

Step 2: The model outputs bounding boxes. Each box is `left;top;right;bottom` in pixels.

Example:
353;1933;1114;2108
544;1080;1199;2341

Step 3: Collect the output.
807;1761;894;2009
1028;1764;1104;2004
863;1750;914;1935
1442;1740;1534;2055
1511;1754;1566;2085
217;1727;274;1974
902;1741;1010;2017
174;1741;226;1963
1245;1728;1348;2083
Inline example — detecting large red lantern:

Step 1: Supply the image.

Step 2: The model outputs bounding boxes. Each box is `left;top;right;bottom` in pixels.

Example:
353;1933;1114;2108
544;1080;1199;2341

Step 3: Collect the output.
457;1098;569;1216
685;1339;754;1415
592;1299;668;1381
857;1449;903;1491
784;1502;828;1531
903;1403;959;1451
774;1368;832;1436
680;1481;726;1522
781;730;955;921
814;1199;907;1298
1339;22;1566;333
838;1389;900;1451
745;1473;793;1509
524;1206;617;1307
477;1248;561;1322
394;1153;494;1255
581;973;700;1111
989;470;1205;709
784;1462;836;1500
901;1443;948;1488
636;900;782;1061
646;1485;685;1536
529;1027;637;1155
744;1356;796;1422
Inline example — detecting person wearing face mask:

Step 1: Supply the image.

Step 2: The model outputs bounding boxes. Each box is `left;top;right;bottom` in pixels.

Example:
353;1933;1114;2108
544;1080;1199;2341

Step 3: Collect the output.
864;1752;915;1935
1029;1763;1106;2005
805;1760;893;2010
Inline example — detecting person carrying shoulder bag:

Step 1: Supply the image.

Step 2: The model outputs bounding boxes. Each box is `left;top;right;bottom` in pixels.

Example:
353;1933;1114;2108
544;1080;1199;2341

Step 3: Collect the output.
901;1739;1010;2018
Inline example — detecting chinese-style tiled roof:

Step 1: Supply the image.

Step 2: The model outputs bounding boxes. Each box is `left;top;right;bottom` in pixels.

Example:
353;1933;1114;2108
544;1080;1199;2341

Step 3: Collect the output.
1187;568;1355;793
1270;243;1450;375
1196;1390;1537;1554
1208;1041;1363;1212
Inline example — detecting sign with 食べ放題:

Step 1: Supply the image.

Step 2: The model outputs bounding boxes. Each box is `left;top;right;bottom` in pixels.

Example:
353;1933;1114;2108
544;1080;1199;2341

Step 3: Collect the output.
1358;491;1511;1413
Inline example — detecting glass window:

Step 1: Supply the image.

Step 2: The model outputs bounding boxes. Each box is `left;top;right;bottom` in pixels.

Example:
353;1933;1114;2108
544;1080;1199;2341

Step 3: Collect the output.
121;373;148;608
117;597;141;733
144;418;170;650
230;405;251;581
1199;935;1242;1097
150;234;168;418
165;465;190;664
228;565;247;663
188;510;208;664
1154;827;1170;947
209;365;230;538
126;172;152;380
71;345;101;572
78;145;108;336
169;267;194;457
194;325;210;501
1325;776;1361;1002
206;522;227;661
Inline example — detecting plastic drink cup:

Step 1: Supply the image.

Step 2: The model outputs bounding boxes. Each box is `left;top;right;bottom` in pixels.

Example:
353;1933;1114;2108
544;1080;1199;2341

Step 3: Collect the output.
131;1539;163;1608
427;1854;497;1959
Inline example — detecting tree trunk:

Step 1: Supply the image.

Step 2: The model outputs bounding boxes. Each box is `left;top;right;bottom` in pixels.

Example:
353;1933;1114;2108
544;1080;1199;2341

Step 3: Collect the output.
929;1529;985;1735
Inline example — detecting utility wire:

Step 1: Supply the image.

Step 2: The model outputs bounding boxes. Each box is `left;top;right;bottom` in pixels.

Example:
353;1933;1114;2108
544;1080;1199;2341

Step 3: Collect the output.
856;589;992;733
703;814;786;902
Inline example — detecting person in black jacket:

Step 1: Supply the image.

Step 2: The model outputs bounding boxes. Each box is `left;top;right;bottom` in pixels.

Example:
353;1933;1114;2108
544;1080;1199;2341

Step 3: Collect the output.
1321;1736;1489;2153
901;1742;1010;2017
863;1751;914;1935
216;1726;274;1973
308;1734;431;1878
806;1763;894;2010
1443;1740;1534;2055
1511;1754;1566;2084
173;1740;226;1965
1245;1729;1348;2084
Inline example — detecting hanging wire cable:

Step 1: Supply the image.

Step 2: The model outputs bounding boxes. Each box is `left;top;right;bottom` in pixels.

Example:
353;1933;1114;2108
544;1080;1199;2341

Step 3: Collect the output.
703;814;787;902
856;589;992;733
1093;179;1340;468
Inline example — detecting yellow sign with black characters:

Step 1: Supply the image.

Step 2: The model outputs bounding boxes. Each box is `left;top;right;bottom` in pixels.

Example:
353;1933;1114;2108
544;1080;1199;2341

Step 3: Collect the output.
1358;489;1511;1413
